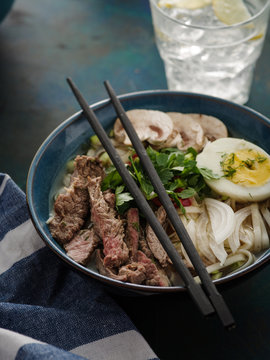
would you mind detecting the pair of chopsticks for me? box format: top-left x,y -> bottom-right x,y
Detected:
67,77 -> 235,329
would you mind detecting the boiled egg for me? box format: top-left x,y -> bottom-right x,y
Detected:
196,137 -> 270,202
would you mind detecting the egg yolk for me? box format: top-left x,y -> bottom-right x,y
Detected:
221,149 -> 270,186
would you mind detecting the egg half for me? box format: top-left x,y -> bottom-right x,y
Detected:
196,138 -> 270,202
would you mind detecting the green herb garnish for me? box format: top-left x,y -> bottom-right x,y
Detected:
115,185 -> 134,214
101,146 -> 211,214
198,167 -> 221,180
223,166 -> 237,178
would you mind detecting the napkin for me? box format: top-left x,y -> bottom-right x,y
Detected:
0,173 -> 159,360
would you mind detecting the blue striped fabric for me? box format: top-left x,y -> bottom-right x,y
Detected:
0,174 -> 159,360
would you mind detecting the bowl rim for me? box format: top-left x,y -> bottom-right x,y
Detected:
26,89 -> 270,294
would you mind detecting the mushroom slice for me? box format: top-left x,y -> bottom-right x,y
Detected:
113,109 -> 173,146
154,129 -> 184,149
167,112 -> 206,152
188,114 -> 228,141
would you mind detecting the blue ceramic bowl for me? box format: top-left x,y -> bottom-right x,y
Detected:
0,0 -> 15,23
27,90 -> 270,294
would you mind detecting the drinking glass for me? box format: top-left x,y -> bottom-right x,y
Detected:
149,0 -> 270,104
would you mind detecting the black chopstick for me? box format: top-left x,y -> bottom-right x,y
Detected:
104,80 -> 235,329
67,77 -> 214,318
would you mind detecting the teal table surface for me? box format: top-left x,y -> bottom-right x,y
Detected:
1,1 -> 270,359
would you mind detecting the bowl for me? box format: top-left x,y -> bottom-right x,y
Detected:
26,90 -> 270,294
0,0 -> 15,24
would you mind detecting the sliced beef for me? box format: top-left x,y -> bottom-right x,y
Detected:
146,206 -> 171,267
117,251 -> 170,286
95,249 -> 127,281
49,155 -> 105,244
72,155 -> 105,182
49,177 -> 89,244
139,234 -> 153,259
88,176 -> 129,269
118,262 -> 146,284
64,228 -> 100,265
125,208 -> 140,259
103,189 -> 116,208
117,207 -> 170,286
100,249 -> 171,287
136,250 -> 170,286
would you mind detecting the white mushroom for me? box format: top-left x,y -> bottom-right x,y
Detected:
113,109 -> 174,146
188,114 -> 228,141
167,112 -> 207,152
154,128 -> 183,149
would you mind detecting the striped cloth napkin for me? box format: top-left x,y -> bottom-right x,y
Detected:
0,173 -> 158,360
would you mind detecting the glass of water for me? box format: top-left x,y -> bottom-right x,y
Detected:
149,0 -> 270,104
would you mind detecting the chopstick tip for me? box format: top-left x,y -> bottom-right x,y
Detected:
103,80 -> 111,92
66,77 -> 73,87
209,293 -> 235,329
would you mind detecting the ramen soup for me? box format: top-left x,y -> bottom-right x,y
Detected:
47,110 -> 270,286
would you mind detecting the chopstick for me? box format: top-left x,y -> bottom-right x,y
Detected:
104,81 -> 235,329
67,78 -> 213,317
66,77 -> 233,327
